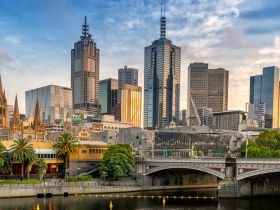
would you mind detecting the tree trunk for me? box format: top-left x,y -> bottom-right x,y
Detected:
21,162 -> 24,181
64,154 -> 68,181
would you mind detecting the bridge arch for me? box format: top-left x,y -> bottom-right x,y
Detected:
145,165 -> 225,179
237,168 -> 280,180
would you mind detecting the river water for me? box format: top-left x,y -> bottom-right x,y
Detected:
0,189 -> 279,210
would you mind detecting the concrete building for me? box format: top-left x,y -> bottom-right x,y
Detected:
99,78 -> 118,116
250,66 -> 280,128
8,105 -> 13,127
71,16 -> 100,117
121,84 -> 142,128
212,110 -> 245,131
181,109 -> 187,126
187,63 -> 228,125
25,85 -> 72,124
144,8 -> 181,129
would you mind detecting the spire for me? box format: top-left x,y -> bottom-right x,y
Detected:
160,0 -> 166,39
0,75 -> 4,97
81,16 -> 91,40
33,99 -> 41,127
12,95 -> 20,128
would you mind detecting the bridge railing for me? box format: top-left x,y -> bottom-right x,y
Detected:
142,149 -> 192,160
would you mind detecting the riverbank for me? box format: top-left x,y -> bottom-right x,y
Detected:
0,182 -> 218,198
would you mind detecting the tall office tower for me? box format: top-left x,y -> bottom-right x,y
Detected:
117,66 -> 138,120
250,66 -> 280,128
99,78 -> 118,116
121,84 -> 142,128
144,3 -> 181,129
25,85 -> 72,124
187,63 -> 208,125
187,63 -> 228,125
0,77 -> 8,129
208,68 -> 228,112
71,16 -> 100,117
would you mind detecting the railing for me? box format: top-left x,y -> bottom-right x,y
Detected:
142,149 -> 192,159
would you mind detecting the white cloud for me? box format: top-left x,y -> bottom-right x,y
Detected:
5,36 -> 20,44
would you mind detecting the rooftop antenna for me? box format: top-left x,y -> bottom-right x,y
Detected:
81,16 -> 90,40
160,0 -> 166,39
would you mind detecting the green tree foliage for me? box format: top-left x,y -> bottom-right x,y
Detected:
100,144 -> 135,179
52,133 -> 79,179
35,158 -> 48,180
0,142 -> 5,168
240,130 -> 280,158
10,138 -> 36,179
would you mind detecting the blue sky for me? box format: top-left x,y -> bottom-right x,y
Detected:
0,0 -> 280,113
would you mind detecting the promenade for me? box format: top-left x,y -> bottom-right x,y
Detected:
0,181 -> 217,198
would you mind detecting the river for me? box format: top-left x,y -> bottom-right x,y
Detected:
0,189 -> 279,210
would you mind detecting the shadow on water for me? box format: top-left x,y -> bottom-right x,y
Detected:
0,189 -> 280,210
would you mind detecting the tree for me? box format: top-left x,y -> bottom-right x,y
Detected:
35,158 -> 48,180
0,142 -> 5,168
52,133 -> 79,180
100,144 -> 135,179
10,138 -> 36,180
239,130 -> 280,158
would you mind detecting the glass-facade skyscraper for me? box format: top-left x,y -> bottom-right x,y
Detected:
144,9 -> 181,129
25,85 -> 72,124
117,66 -> 138,121
99,78 -> 118,116
250,66 -> 280,128
71,16 -> 100,117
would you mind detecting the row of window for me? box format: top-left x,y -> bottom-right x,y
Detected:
81,149 -> 106,154
36,154 -> 57,159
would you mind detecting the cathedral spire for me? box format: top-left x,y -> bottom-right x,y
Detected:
33,99 -> 41,127
0,75 -> 4,97
12,94 -> 20,129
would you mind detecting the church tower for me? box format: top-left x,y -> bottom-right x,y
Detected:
11,95 -> 21,134
32,99 -> 45,139
0,76 -> 9,129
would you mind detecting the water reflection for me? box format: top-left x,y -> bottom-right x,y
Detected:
0,190 -> 279,210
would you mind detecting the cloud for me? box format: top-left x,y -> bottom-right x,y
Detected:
5,36 -> 20,44
0,48 -> 20,70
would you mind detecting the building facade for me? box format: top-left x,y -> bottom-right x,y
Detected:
250,66 -> 280,128
117,66 -> 138,121
121,84 -> 142,128
187,63 -> 228,125
71,16 -> 100,117
212,110 -> 245,131
144,11 -> 181,129
197,107 -> 213,127
25,85 -> 72,124
99,78 -> 118,116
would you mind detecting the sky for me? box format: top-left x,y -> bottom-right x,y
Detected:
0,0 -> 280,114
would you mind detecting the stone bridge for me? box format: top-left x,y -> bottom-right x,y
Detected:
138,149 -> 280,180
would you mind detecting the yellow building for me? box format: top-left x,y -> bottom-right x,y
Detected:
121,84 -> 142,128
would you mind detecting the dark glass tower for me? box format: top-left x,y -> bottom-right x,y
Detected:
144,3 -> 181,129
71,16 -> 100,117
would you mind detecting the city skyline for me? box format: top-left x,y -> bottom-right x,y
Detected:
1,0 -> 280,113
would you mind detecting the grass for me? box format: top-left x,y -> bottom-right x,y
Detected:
67,175 -> 92,182
0,179 -> 43,185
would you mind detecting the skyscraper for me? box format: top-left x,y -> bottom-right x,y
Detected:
250,66 -> 280,128
25,85 -> 72,124
71,16 -> 100,117
117,66 -> 138,120
121,84 -> 142,128
99,78 -> 118,116
144,4 -> 181,129
187,63 -> 228,125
